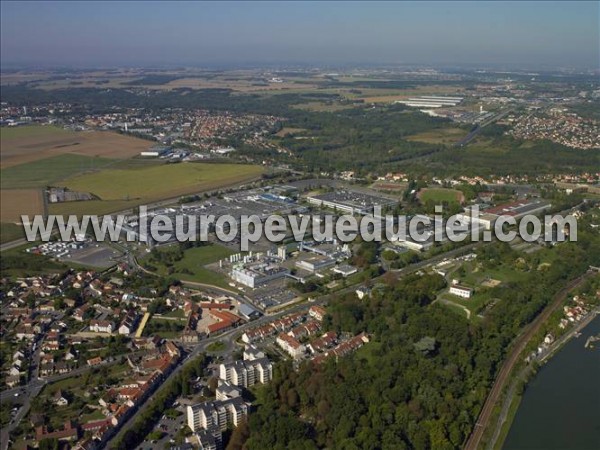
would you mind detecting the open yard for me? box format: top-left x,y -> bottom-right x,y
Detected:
1,125 -> 154,168
417,187 -> 465,205
0,189 -> 44,223
61,162 -> 263,202
144,244 -> 234,288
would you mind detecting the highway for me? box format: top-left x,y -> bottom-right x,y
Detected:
455,108 -> 514,147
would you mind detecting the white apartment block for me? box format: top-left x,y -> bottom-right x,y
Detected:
449,285 -> 473,299
218,358 -> 273,388
215,380 -> 242,401
187,397 -> 249,432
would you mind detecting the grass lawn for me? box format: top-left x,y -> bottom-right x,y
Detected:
163,308 -> 186,319
80,409 -> 106,422
61,162 -> 263,202
1,153 -> 115,189
418,188 -> 464,204
440,291 -> 494,318
146,244 -> 235,288
206,341 -> 226,352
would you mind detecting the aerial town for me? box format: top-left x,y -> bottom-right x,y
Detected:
1,2 -> 600,449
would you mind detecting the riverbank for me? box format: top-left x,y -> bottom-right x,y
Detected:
489,308 -> 599,449
500,313 -> 600,449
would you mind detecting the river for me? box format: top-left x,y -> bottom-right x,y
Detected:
503,315 -> 600,450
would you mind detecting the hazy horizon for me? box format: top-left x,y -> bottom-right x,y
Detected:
1,1 -> 599,70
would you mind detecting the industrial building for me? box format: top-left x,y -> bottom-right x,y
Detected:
230,263 -> 289,288
394,96 -> 464,108
306,190 -> 396,216
484,199 -> 551,219
295,254 -> 336,273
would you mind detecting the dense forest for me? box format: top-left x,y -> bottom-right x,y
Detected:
230,223 -> 600,450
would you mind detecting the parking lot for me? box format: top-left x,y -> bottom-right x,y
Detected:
134,404 -> 187,450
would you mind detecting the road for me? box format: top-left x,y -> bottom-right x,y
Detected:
0,352 -> 147,450
104,241 -> 492,448
463,271 -> 594,450
455,108 -> 513,147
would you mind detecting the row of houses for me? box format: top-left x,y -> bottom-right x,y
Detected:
241,305 -> 326,344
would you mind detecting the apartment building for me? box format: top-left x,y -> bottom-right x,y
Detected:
187,397 -> 250,432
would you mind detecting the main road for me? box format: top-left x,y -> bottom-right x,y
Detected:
104,242 -> 483,448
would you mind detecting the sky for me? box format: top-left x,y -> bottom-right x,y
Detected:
1,1 -> 598,69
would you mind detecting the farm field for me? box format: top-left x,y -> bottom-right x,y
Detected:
0,125 -> 153,168
61,162 -> 263,202
275,127 -> 308,137
417,187 -> 465,204
1,153 -> 114,189
47,199 -> 141,217
45,162 -> 262,216
0,189 -> 44,223
290,101 -> 355,112
0,222 -> 25,243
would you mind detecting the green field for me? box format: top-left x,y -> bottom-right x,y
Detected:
62,162 -> 263,201
48,199 -> 142,217
0,222 -> 24,243
406,127 -> 466,144
1,153 -> 114,189
145,244 -> 234,288
418,187 -> 464,204
0,124 -> 72,140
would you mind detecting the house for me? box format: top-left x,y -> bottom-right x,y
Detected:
355,287 -> 371,300
5,375 -> 21,388
308,305 -> 327,322
54,390 -> 69,406
89,320 -> 114,334
73,304 -> 90,322
307,331 -> 338,354
276,333 -> 305,359
287,321 -> 321,340
65,347 -> 77,360
87,357 -> 103,366
36,421 -> 78,442
118,310 -> 139,335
